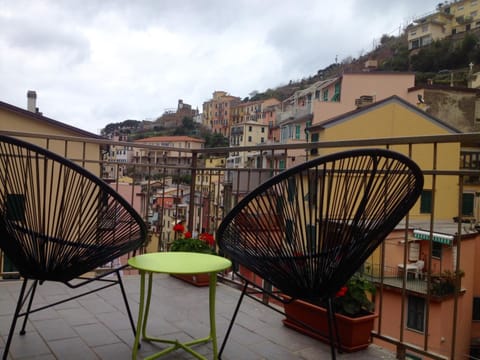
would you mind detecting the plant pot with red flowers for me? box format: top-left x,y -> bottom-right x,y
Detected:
169,227 -> 217,287
283,273 -> 377,352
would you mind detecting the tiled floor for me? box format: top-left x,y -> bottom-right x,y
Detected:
0,274 -> 396,359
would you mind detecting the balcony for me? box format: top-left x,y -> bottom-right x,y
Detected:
0,274 -> 396,359
1,130 -> 480,359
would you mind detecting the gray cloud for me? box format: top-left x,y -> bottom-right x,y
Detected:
0,0 -> 441,133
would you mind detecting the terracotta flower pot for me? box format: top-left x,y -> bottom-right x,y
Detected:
283,298 -> 377,352
171,273 -> 210,287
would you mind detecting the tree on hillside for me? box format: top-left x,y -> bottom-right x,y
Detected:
205,132 -> 229,148
181,116 -> 195,130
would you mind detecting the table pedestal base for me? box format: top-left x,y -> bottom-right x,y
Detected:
132,272 -> 219,360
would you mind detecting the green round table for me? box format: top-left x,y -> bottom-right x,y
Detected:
128,252 -> 231,360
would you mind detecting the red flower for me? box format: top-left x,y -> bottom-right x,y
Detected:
336,286 -> 348,298
200,232 -> 215,246
184,231 -> 192,239
173,223 -> 185,233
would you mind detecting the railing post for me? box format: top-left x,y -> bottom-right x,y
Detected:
188,152 -> 198,233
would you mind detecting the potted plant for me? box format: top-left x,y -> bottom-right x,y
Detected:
169,224 -> 216,286
282,273 -> 377,352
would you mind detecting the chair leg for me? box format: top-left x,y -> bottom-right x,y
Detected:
2,278 -> 28,360
19,280 -> 38,335
326,297 -> 337,360
218,281 -> 249,359
115,269 -> 136,336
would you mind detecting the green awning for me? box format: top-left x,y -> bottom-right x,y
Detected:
413,230 -> 453,246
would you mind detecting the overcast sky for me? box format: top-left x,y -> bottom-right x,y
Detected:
0,0 -> 440,134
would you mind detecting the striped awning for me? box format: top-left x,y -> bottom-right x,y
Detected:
413,229 -> 454,246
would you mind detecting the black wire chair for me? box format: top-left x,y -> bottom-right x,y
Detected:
0,135 -> 148,360
217,148 -> 423,359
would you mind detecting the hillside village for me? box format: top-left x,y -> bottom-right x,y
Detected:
3,1 -> 480,360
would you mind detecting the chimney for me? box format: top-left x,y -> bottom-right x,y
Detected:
27,90 -> 37,113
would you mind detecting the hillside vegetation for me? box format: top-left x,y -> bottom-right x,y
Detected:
103,31 -> 480,140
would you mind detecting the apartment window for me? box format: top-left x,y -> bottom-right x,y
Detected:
452,28 -> 457,35
261,127 -> 265,133
248,136 -> 252,142
422,24 -> 428,32
295,125 -> 301,140
472,11 -> 478,17
407,295 -> 425,332
323,89 -> 329,101
458,5 -> 464,11
462,192 -> 475,216
249,126 -> 252,132
260,137 -> 264,143
473,297 -> 480,320
410,31 -> 417,36
432,242 -> 442,259
420,190 -> 432,213
310,133 -> 319,155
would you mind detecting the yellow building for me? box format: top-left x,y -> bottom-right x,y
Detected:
408,0 -> 480,50
308,95 -> 461,221
202,91 -> 240,137
0,95 -> 102,175
0,94 -> 103,276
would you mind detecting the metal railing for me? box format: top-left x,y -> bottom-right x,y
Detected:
1,129 -> 480,359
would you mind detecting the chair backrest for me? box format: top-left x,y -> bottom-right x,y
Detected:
415,260 -> 425,272
0,135 -> 148,282
217,149 -> 423,303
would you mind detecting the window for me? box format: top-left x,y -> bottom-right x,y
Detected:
432,242 -> 442,259
407,295 -> 425,332
473,297 -> 480,320
462,192 -> 475,216
260,137 -> 264,143
248,136 -> 252,142
295,125 -> 301,139
261,127 -> 265,133
422,24 -> 428,32
322,89 -> 329,101
420,190 -> 432,213
310,132 -> 319,155
248,126 -> 252,132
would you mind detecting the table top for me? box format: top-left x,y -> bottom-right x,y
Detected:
128,252 -> 231,274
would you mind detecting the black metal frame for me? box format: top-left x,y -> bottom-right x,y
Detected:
0,135 -> 148,360
217,148 -> 424,359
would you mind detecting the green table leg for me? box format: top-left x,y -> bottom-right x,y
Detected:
209,272 -> 219,360
132,270 -> 146,360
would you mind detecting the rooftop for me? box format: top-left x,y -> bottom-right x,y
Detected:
0,274 -> 396,359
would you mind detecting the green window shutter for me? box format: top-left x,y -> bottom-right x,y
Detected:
310,133 -> 319,155
287,177 -> 296,201
420,190 -> 432,214
279,159 -> 286,170
462,193 -> 475,216
295,125 -> 301,139
306,224 -> 316,253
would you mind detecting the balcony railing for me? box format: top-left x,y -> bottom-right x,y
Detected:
1,129 -> 480,360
